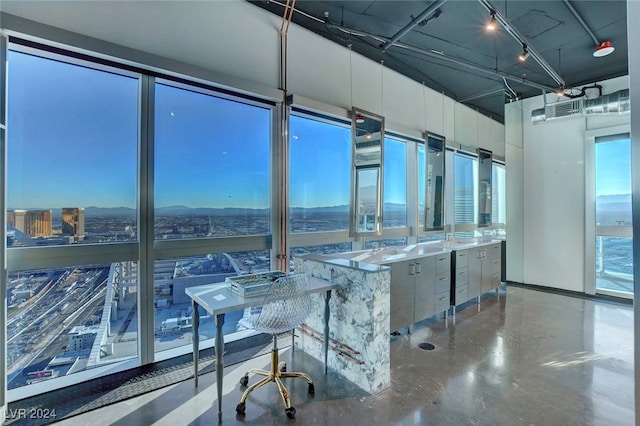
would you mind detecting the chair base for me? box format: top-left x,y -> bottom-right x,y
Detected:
236,335 -> 314,419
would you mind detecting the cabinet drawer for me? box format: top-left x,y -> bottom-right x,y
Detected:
455,266 -> 469,286
435,273 -> 450,294
455,250 -> 469,268
454,285 -> 468,306
435,291 -> 450,313
435,253 -> 450,274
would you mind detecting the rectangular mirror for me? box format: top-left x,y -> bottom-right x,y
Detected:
424,133 -> 445,231
350,108 -> 384,237
478,148 -> 492,227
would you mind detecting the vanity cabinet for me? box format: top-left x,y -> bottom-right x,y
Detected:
451,242 -> 501,309
389,252 -> 451,332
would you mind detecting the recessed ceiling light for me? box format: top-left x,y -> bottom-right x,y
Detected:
593,40 -> 615,57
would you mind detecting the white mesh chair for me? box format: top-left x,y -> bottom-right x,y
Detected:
235,273 -> 314,419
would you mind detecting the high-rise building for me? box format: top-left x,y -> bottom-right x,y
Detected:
7,209 -> 26,233
25,210 -> 53,237
62,207 -> 85,239
8,209 -> 53,237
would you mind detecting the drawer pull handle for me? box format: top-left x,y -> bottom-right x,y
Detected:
438,296 -> 447,301
439,277 -> 447,281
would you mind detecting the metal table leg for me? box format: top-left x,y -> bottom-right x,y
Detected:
215,313 -> 225,423
192,300 -> 200,387
324,289 -> 332,374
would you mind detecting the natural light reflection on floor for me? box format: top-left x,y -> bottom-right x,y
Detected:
152,354 -> 272,426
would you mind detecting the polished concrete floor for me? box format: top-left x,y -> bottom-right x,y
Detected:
53,286 -> 634,425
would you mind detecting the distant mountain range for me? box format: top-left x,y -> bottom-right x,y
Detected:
9,203 -> 407,217
596,194 -> 631,213
596,194 -> 631,204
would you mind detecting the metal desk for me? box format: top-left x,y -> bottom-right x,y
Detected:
185,276 -> 335,423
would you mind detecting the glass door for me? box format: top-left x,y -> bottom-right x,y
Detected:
593,134 -> 633,297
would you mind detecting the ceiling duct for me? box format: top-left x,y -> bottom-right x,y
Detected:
531,89 -> 630,123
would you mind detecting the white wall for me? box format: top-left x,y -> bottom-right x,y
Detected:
507,76 -> 630,292
1,0 -> 502,149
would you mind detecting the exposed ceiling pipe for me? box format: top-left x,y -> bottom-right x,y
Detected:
562,0 -> 599,46
459,88 -> 508,103
277,0 -> 296,272
325,22 -> 558,94
477,0 -> 565,88
380,0 -> 448,52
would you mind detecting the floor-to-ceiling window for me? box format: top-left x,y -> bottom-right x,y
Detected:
594,134 -> 633,296
5,42 -> 275,397
6,46 -> 140,392
153,80 -> 273,354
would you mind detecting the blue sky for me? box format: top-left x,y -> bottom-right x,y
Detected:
8,50 -> 138,209
595,138 -> 632,197
154,83 -> 270,209
8,50 -> 632,212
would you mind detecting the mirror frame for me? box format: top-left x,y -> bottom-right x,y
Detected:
423,132 -> 446,232
349,108 -> 385,237
478,148 -> 493,227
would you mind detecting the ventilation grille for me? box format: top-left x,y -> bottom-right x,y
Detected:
532,89 -> 630,124
545,99 -> 583,119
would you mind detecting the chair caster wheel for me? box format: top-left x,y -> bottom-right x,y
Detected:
308,383 -> 315,396
281,363 -> 287,372
236,402 -> 246,416
285,406 -> 296,419
239,376 -> 249,387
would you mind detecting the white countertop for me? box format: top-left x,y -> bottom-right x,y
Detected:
330,238 -> 503,265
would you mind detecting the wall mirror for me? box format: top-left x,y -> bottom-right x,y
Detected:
478,148 -> 493,227
350,108 -> 384,237
424,133 -> 445,231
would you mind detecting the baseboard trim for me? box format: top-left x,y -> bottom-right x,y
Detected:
506,281 -> 633,307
